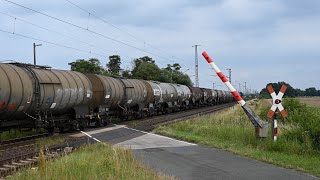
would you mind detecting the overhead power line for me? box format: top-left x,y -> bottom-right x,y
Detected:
2,0 -> 176,64
64,0 -> 186,64
0,11 -> 134,63
0,28 -> 112,59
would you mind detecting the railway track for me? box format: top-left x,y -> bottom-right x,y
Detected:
124,102 -> 236,131
0,133 -> 49,151
0,135 -> 93,178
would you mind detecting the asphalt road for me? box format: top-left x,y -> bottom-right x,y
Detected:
71,125 -> 318,180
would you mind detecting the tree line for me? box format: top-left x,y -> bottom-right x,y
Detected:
68,55 -> 192,86
259,82 -> 320,98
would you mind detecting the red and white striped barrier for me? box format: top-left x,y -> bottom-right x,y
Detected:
202,51 -> 245,106
202,51 -> 268,134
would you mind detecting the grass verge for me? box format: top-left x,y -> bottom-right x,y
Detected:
9,143 -> 173,180
155,99 -> 320,177
35,135 -> 65,149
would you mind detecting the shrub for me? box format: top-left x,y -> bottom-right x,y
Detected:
259,98 -> 320,152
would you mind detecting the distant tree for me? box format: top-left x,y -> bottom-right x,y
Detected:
68,58 -> 104,74
295,88 -> 305,96
107,55 -> 121,76
305,87 -> 318,96
172,70 -> 192,86
172,63 -> 181,71
122,69 -> 132,78
131,56 -> 156,78
132,61 -> 162,80
126,56 -> 192,86
259,82 -> 296,98
163,63 -> 192,86
165,63 -> 181,71
133,56 -> 155,68
259,82 -> 320,98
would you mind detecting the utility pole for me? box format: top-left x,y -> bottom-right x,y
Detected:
192,45 -> 201,87
235,81 -> 243,93
244,82 -> 247,95
170,66 -> 173,83
212,83 -> 215,90
226,68 -> 232,84
33,43 -> 42,65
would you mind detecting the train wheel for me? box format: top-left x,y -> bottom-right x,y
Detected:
121,115 -> 129,121
47,127 -> 55,134
59,127 -> 65,133
102,117 -> 108,126
73,121 -> 80,131
141,111 -> 147,118
79,125 -> 85,131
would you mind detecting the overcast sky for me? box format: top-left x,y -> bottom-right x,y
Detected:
0,0 -> 319,92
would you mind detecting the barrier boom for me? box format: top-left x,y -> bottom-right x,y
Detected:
202,51 -> 268,137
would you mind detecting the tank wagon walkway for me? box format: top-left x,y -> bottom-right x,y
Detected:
71,125 -> 318,180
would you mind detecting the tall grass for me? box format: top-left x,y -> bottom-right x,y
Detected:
35,136 -> 65,149
156,99 -> 320,176
9,143 -> 173,180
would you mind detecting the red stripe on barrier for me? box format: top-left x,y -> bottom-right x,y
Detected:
274,128 -> 278,136
202,51 -> 213,63
231,91 -> 243,102
217,72 -> 228,82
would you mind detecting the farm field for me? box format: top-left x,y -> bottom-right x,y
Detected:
156,99 -> 320,177
297,97 -> 320,107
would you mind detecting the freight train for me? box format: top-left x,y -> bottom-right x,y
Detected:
0,63 -> 233,132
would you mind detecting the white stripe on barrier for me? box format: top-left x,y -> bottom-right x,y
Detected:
239,100 -> 246,106
209,62 -> 221,73
225,82 -> 236,92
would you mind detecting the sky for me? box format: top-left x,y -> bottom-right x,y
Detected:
0,0 -> 319,92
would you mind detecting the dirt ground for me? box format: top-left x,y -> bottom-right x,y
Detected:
297,97 -> 320,107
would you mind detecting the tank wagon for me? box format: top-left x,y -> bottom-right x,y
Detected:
0,63 -> 234,132
0,63 -> 93,132
201,88 -> 217,106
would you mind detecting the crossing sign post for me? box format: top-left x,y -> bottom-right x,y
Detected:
267,85 -> 288,141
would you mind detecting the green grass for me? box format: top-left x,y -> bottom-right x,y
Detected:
9,143 -> 173,180
155,100 -> 320,177
35,136 -> 65,149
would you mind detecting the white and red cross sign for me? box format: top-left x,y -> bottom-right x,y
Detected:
267,85 -> 288,119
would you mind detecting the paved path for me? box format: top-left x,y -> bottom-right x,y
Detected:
71,125 -> 318,180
